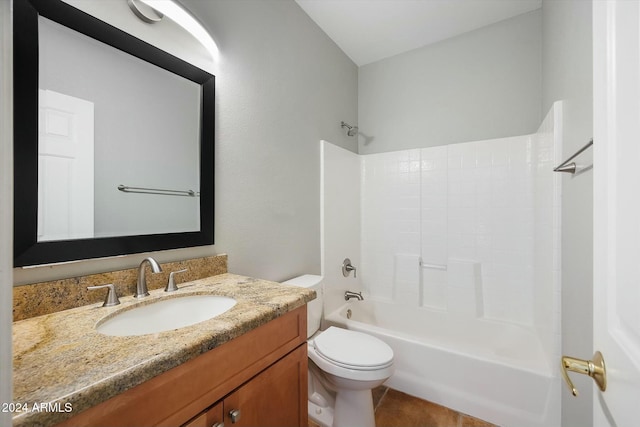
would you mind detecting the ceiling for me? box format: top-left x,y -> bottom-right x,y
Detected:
295,0 -> 542,66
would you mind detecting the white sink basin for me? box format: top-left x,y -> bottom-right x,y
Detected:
96,295 -> 237,337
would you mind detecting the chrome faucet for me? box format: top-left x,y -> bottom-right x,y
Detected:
342,258 -> 357,278
87,283 -> 121,307
344,290 -> 364,301
135,257 -> 162,298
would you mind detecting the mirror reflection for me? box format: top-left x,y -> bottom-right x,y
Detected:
37,16 -> 201,242
14,0 -> 214,267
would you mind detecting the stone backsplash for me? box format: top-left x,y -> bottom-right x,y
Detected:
13,254 -> 227,321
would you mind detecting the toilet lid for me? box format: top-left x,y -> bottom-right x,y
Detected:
313,327 -> 393,370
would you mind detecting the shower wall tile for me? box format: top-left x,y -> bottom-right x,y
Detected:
475,142 -> 493,168
393,254 -> 421,304
361,150 -> 421,302
360,126 -> 558,340
439,135 -> 535,323
414,136 -> 534,321
446,259 -> 483,318
421,268 -> 447,310
420,146 -> 448,272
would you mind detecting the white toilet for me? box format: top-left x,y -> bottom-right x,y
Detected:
283,275 -> 394,427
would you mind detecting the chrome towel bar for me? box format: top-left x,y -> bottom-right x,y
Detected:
554,139 -> 593,174
419,261 -> 447,271
117,185 -> 200,197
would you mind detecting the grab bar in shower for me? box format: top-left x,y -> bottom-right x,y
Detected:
419,261 -> 447,271
117,185 -> 200,197
553,138 -> 593,174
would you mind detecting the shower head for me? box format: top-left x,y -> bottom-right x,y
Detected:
341,121 -> 359,137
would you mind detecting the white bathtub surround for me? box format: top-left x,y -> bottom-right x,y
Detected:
393,254 -> 420,303
325,300 -> 557,427
446,259 -> 483,318
532,103 -> 563,372
359,135 -> 541,323
320,102 -> 562,427
358,106 -> 561,331
420,265 -> 447,310
320,141 -> 362,313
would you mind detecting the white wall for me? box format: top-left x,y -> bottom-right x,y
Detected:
320,141 -> 361,316
541,1 -> 593,426
0,1 -> 13,425
14,0 -> 358,285
358,10 -> 542,155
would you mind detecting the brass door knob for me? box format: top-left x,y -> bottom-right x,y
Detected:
561,351 -> 606,396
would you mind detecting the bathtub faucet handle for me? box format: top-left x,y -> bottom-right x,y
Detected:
342,258 -> 357,278
345,290 -> 364,301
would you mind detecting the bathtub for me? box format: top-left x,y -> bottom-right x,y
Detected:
324,300 -> 560,427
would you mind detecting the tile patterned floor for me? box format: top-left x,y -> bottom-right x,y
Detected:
310,386 -> 497,427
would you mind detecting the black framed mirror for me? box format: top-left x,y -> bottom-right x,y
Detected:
13,0 -> 215,267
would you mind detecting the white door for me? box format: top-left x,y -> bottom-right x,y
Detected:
38,89 -> 94,241
593,1 -> 640,425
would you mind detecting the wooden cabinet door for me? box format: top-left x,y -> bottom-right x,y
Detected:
223,345 -> 308,427
183,402 -> 223,427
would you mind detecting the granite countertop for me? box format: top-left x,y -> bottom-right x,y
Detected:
12,273 -> 315,427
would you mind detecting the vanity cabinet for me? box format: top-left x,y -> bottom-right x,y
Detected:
55,306 -> 308,427
184,345 -> 305,427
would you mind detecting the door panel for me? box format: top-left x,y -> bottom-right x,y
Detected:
224,345 -> 307,427
593,1 -> 640,425
38,89 -> 94,241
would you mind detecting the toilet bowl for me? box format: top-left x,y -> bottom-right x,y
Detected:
283,275 -> 394,427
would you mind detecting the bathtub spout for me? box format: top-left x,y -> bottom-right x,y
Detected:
345,291 -> 364,301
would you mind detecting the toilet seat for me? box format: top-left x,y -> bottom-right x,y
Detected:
312,327 -> 393,370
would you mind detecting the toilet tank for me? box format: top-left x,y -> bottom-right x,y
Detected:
282,274 -> 323,338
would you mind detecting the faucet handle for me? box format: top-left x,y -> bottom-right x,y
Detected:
87,284 -> 121,307
342,258 -> 357,278
165,268 -> 188,292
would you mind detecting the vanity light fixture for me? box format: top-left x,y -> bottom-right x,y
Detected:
129,0 -> 220,61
